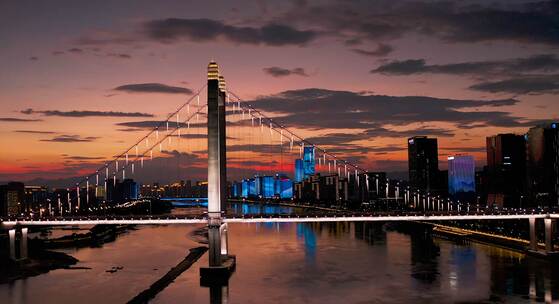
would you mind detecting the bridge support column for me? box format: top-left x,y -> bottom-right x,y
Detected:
208,217 -> 222,267
529,217 -> 538,251
544,218 -> 555,252
8,227 -> 28,261
20,227 -> 28,260
201,61 -> 235,285
8,229 -> 16,261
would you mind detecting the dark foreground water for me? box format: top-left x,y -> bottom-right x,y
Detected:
1,203 -> 558,303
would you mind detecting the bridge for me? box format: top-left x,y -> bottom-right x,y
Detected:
2,61 -> 558,283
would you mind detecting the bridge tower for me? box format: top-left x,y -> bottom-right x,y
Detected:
203,61 -> 235,285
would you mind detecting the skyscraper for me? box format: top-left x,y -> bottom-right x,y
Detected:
485,134 -> 526,207
448,155 -> 476,202
526,122 -> 559,207
294,159 -> 304,182
408,136 -> 439,192
303,146 -> 315,177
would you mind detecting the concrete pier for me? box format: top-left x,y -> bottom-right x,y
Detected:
544,218 -> 554,252
8,227 -> 28,261
529,217 -> 537,250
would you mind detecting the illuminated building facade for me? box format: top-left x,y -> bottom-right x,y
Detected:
303,146 -> 315,177
448,155 -> 476,202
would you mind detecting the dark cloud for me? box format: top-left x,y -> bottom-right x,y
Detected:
364,126 -> 455,138
40,135 -> 99,143
29,56 -> 38,61
246,88 -> 526,130
116,120 -> 196,129
14,130 -> 56,134
106,52 -> 131,59
469,75 -> 559,95
114,83 -> 193,94
352,43 -> 394,57
52,51 -> 65,56
263,67 -> 309,77
282,1 -> 559,46
371,54 -> 559,76
144,18 -> 317,46
21,108 -> 154,118
67,48 -> 84,53
440,146 -> 486,153
62,155 -> 106,161
0,117 -> 42,122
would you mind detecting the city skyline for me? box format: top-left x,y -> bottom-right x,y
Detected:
1,0 -> 559,184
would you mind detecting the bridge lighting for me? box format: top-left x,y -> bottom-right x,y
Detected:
290,136 -> 294,151
116,160 -> 118,171
113,174 -> 116,186
86,178 -> 89,205
132,163 -> 135,174
269,122 -> 273,136
135,145 -> 138,157
328,161 -> 331,173
150,149 -> 153,160
122,168 -> 125,180
125,153 -> 128,165
141,157 -> 144,168
76,185 -> 80,210
146,137 -> 149,147
156,128 -> 159,140
187,104 -> 190,114
96,172 -> 99,186
166,121 -> 169,131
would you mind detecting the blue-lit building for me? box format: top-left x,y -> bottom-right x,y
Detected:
248,178 -> 257,197
261,176 -> 275,198
275,175 -> 293,199
241,180 -> 249,197
448,155 -> 476,202
303,146 -> 315,177
294,159 -> 304,182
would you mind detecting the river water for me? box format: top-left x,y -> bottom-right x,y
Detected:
1,203 -> 558,303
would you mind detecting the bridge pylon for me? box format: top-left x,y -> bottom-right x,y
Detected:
201,61 -> 235,284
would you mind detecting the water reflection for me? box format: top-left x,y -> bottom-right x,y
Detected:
2,204 -> 559,303
296,224 -> 316,264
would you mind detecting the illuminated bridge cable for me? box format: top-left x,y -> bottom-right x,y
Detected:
227,91 -> 367,174
74,84 -> 207,187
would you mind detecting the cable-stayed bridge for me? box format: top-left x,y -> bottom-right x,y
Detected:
1,62 -> 558,276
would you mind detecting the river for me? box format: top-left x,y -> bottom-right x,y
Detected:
1,203 -> 558,303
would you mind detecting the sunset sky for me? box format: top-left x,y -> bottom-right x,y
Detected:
1,0 -> 558,185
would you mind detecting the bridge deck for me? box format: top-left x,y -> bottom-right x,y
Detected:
1,211 -> 558,226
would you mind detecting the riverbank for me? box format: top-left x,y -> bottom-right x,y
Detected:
423,222 -> 558,260
0,245 -> 78,284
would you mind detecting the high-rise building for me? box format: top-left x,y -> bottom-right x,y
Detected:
485,134 -> 526,207
0,182 -> 25,216
261,176 -> 275,198
408,136 -> 439,192
121,179 -> 139,200
448,155 -> 476,202
526,122 -> 559,207
294,159 -> 304,182
303,146 -> 315,177
24,185 -> 48,212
